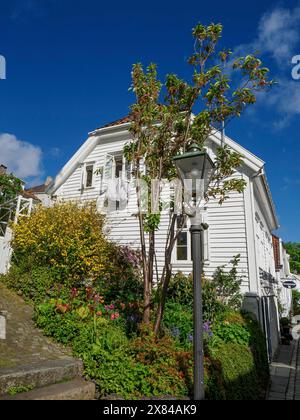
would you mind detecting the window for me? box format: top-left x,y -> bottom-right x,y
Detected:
101,153 -> 132,211
85,164 -> 94,188
173,212 -> 209,263
176,216 -> 188,261
103,153 -> 132,182
115,156 -> 123,179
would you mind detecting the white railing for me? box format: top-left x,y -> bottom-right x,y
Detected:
0,195 -> 33,274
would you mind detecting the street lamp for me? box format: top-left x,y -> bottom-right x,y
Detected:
173,143 -> 215,401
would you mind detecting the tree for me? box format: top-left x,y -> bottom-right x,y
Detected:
292,290 -> 300,316
0,173 -> 23,205
124,23 -> 274,330
284,242 -> 300,274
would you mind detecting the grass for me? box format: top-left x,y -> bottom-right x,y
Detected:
7,385 -> 35,396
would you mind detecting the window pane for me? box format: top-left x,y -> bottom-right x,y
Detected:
104,155 -> 114,180
177,246 -> 188,260
115,157 -> 123,179
86,165 -> 93,187
177,215 -> 187,229
177,232 -> 187,246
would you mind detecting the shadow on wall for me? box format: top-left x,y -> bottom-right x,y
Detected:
242,293 -> 280,361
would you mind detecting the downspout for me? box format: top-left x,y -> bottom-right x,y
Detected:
250,166 -> 265,295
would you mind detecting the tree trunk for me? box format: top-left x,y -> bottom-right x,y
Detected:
154,213 -> 177,334
135,172 -> 151,324
148,230 -> 155,297
154,268 -> 172,334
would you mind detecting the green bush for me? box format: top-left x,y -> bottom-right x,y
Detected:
167,256 -> 243,322
167,272 -> 224,322
34,300 -> 190,398
163,302 -> 193,348
212,319 -> 251,346
96,245 -> 143,304
211,342 -> 261,400
211,255 -> 243,310
1,265 -> 56,303
208,311 -> 269,398
129,325 -> 191,398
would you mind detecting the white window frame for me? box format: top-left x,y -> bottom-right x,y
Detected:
81,162 -> 96,190
172,211 -> 210,265
175,216 -> 190,263
103,152 -> 132,182
100,152 -> 132,213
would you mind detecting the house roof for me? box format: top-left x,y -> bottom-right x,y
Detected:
26,184 -> 47,193
26,177 -> 53,195
21,190 -> 40,201
96,115 -> 133,130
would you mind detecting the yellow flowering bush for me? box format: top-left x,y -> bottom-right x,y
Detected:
11,202 -> 113,285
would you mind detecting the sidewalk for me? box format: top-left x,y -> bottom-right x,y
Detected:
267,324 -> 300,400
0,283 -> 71,369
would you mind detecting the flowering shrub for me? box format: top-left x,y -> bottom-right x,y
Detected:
34,300 -> 190,398
97,245 -> 143,304
6,202 -> 143,305
11,202 -> 112,285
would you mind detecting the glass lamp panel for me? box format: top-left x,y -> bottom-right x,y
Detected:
175,153 -> 214,194
175,154 -> 205,182
202,156 -> 215,192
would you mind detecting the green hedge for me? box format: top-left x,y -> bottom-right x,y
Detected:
212,342 -> 261,400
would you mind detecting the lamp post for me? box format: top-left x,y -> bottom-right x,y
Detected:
173,144 -> 215,401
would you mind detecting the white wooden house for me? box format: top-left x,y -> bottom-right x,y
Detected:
47,115 -> 286,358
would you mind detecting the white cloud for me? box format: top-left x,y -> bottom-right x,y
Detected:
256,6 -> 300,64
261,76 -> 300,129
0,133 -> 43,180
229,3 -> 300,130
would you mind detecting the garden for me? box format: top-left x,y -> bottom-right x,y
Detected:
0,202 -> 270,400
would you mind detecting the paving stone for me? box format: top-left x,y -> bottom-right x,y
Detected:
268,392 -> 286,399
0,358 -> 83,394
275,367 -> 291,378
267,324 -> 300,400
1,378 -> 95,400
0,283 -> 71,369
0,284 -> 95,400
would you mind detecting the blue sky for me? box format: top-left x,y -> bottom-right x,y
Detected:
0,0 -> 299,241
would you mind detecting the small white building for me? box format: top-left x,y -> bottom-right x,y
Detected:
46,115 -> 288,358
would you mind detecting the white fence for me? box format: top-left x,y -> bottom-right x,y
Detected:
0,196 -> 33,274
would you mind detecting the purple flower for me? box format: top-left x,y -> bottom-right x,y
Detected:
127,313 -> 140,323
203,321 -> 213,338
170,326 -> 180,338
188,333 -> 193,343
203,321 -> 211,333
